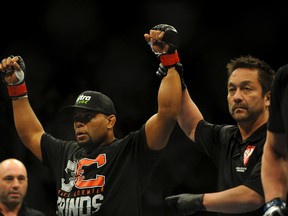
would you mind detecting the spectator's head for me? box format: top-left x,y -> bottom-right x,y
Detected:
0,158 -> 28,209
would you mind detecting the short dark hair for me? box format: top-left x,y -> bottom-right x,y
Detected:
226,55 -> 275,96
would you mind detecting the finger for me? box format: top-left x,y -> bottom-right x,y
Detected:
0,56 -> 19,73
157,31 -> 165,41
165,195 -> 179,203
6,55 -> 19,66
7,56 -> 20,68
5,57 -> 14,68
13,61 -> 21,70
7,55 -> 14,64
149,29 -> 161,41
144,33 -> 151,42
12,55 -> 20,62
1,58 -> 8,70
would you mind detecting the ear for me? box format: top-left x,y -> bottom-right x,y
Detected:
265,91 -> 271,106
107,115 -> 116,129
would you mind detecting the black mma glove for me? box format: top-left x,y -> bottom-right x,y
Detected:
151,23 -> 179,54
157,62 -> 187,90
150,24 -> 180,67
165,193 -> 206,215
1,55 -> 28,99
263,198 -> 288,216
150,24 -> 186,90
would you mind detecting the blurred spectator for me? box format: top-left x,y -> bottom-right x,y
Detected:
0,158 -> 46,216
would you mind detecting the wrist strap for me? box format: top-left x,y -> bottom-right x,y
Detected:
264,198 -> 286,212
159,52 -> 180,66
7,83 -> 28,98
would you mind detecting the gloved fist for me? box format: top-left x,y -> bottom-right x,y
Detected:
1,55 -> 25,85
165,193 -> 206,215
151,24 -> 179,54
0,55 -> 28,99
263,198 -> 288,216
145,24 -> 180,67
156,62 -> 187,90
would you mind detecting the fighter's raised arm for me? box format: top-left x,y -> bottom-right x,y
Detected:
144,24 -> 183,150
0,55 -> 44,160
145,25 -> 203,143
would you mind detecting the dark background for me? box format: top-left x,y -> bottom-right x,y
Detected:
0,1 -> 287,215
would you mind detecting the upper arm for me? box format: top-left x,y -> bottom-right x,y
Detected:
12,98 -> 44,161
145,113 -> 176,151
24,131 -> 44,161
264,131 -> 287,157
261,131 -> 288,201
145,68 -> 182,150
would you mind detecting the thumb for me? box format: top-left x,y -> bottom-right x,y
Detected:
165,195 -> 180,205
144,33 -> 151,42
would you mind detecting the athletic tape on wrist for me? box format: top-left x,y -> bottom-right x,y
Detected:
7,83 -> 28,98
11,95 -> 28,100
159,52 -> 180,67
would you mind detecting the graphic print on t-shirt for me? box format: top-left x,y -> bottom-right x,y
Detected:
57,154 -> 107,215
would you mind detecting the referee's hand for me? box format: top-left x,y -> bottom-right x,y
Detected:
165,193 -> 206,215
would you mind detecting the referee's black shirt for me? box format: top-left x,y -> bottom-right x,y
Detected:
195,120 -> 266,216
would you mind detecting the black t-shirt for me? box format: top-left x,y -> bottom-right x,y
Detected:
41,124 -> 163,216
0,202 -> 46,216
268,63 -> 288,134
195,120 -> 266,216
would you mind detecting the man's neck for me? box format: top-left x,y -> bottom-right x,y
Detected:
0,202 -> 21,216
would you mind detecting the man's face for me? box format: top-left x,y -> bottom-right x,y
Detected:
73,109 -> 111,148
227,68 -> 269,124
0,160 -> 28,207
